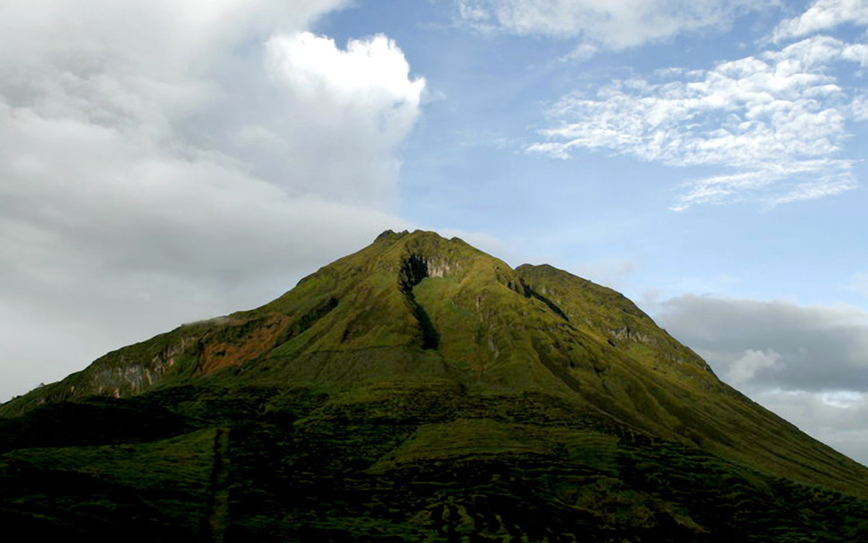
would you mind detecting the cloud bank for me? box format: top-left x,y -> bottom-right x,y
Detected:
0,1 -> 424,400
655,294 -> 868,463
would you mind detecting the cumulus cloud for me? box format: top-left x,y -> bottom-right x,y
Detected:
655,295 -> 868,392
452,0 -> 773,53
0,1 -> 425,401
726,348 -> 783,384
264,32 -> 425,205
529,34 -> 867,209
772,0 -> 868,43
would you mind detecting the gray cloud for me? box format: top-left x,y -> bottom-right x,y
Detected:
726,348 -> 783,385
655,294 -> 868,392
753,388 -> 868,466
653,294 -> 868,465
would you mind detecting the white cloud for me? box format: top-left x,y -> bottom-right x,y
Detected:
0,1 -> 426,401
725,348 -> 782,384
264,32 -> 425,205
852,95 -> 868,119
529,35 -> 866,209
268,33 -> 418,98
772,0 -> 868,43
453,0 -> 773,53
560,42 -> 601,63
820,389 -> 865,408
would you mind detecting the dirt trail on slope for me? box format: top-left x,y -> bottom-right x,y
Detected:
206,428 -> 231,543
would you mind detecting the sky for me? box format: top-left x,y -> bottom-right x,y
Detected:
1,0 -> 867,464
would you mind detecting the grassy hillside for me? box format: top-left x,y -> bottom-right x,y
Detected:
2,229 -> 868,541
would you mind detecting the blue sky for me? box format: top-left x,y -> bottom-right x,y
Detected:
315,0 -> 868,305
2,0 -> 868,463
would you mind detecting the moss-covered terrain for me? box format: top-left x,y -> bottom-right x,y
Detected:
2,230 -> 867,541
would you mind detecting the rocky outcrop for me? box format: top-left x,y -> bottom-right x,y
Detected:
195,313 -> 293,377
0,334 -> 198,418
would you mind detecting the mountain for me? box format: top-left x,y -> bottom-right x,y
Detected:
2,229 -> 867,542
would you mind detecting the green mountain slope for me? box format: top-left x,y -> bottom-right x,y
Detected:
2,230 -> 867,541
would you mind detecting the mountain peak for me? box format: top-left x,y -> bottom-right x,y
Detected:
374,228 -> 448,244
374,229 -> 470,254
373,228 -> 409,243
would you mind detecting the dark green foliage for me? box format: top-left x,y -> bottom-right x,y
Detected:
2,230 -> 868,541
3,382 -> 868,541
0,397 -> 190,453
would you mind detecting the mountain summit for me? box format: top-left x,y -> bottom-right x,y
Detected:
2,230 -> 868,541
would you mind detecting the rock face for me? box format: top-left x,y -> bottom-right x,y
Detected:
2,230 -> 868,542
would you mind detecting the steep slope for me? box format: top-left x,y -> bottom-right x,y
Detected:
513,263 -> 867,494
2,229 -> 868,541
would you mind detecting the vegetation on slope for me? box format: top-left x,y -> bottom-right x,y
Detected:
2,229 -> 868,541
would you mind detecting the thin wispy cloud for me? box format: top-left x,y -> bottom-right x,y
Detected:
529,32 -> 868,209
847,272 -> 868,297
452,0 -> 773,52
772,0 -> 868,43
